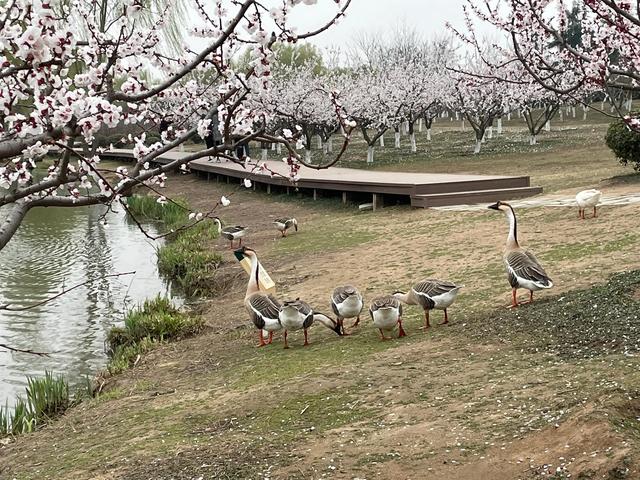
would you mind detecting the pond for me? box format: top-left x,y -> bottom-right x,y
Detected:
0,203 -> 173,406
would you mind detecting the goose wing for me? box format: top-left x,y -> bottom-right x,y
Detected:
248,293 -> 281,328
282,298 -> 313,316
223,226 -> 245,234
505,250 -> 552,287
413,279 -> 458,297
370,295 -> 401,311
332,285 -> 360,306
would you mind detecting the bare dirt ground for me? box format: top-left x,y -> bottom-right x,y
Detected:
2,128 -> 640,480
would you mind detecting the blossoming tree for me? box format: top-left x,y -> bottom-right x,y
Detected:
0,0 -> 351,251
461,0 -> 640,131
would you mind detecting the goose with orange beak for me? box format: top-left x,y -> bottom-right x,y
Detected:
393,279 -> 462,330
236,246 -> 282,346
278,298 -> 341,349
273,217 -> 298,237
488,201 -> 553,307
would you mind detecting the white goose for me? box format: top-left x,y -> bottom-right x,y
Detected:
331,285 -> 364,335
393,280 -> 462,329
278,298 -> 341,348
236,246 -> 282,346
214,218 -> 246,248
488,201 -> 553,307
273,217 -> 298,237
575,189 -> 602,219
369,295 -> 406,341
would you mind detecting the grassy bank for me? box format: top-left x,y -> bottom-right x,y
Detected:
2,124 -> 640,479
126,195 -> 223,297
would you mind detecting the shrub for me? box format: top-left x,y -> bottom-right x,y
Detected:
157,221 -> 223,297
126,195 -> 189,231
106,296 -> 203,374
605,118 -> 640,171
0,372 -> 70,436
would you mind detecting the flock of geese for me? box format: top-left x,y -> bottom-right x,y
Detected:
231,189 -> 602,348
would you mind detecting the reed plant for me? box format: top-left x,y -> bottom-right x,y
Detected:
0,372 -> 69,436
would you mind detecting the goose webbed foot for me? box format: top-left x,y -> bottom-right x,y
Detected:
351,316 -> 361,328
423,310 -> 431,330
439,309 -> 449,325
379,329 -> 390,341
257,331 -> 267,347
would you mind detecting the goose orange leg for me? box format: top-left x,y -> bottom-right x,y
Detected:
303,328 -> 310,346
379,329 -> 390,341
397,318 -> 407,338
268,331 -> 274,344
593,206 -> 597,218
439,309 -> 449,325
352,315 -> 361,328
283,330 -> 289,349
257,330 -> 267,347
508,288 -> 519,308
339,318 -> 351,336
424,310 -> 431,329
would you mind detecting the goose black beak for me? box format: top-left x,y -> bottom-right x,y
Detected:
234,246 -> 248,255
487,202 -> 501,210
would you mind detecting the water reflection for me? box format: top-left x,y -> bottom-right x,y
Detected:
0,203 -> 172,405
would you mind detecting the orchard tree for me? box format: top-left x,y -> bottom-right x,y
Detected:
0,0 -> 352,252
449,57 -> 506,154
461,0 -> 640,131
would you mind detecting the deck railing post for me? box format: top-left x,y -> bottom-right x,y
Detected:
267,184 -> 271,194
313,189 -> 317,201
342,191 -> 347,204
372,193 -> 380,211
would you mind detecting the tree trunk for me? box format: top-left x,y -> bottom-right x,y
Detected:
461,119 -> 465,131
403,121 -> 409,134
497,118 -> 503,135
544,120 -> 551,132
418,118 -> 423,133
507,111 -> 511,121
327,137 -> 333,153
559,109 -> 564,122
529,135 -> 537,145
572,106 -> 576,118
305,149 -> 311,162
583,107 -> 588,121
261,148 -> 268,161
394,130 -> 400,148
379,134 -> 384,148
317,135 -> 322,150
426,128 -> 431,141
367,145 -> 374,163
487,126 -> 493,139
455,112 -> 459,121
473,139 -> 482,154
410,133 -> 417,152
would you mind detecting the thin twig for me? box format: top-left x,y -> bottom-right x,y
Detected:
0,271 -> 136,311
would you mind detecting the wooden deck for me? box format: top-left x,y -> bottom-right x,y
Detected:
100,149 -> 543,209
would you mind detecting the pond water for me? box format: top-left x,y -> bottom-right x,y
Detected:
0,203 -> 172,406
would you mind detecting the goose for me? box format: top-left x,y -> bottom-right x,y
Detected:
214,218 -> 246,248
278,298 -> 341,348
236,246 -> 282,346
331,285 -> 364,335
369,295 -> 405,340
576,189 -> 602,219
393,279 -> 462,329
274,217 -> 298,237
488,201 -> 553,307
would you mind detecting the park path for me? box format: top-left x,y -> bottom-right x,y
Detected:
433,192 -> 640,211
